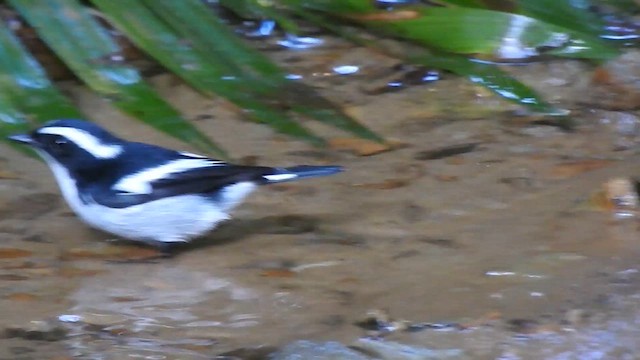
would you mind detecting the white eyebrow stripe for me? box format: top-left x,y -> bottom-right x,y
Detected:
39,127 -> 123,159
113,158 -> 224,194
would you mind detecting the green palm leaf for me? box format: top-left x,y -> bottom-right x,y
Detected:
0,0 -> 636,154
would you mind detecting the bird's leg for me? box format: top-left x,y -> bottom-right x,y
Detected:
155,242 -> 176,258
105,241 -> 175,264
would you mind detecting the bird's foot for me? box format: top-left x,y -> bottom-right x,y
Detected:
106,256 -> 166,264
103,241 -> 175,263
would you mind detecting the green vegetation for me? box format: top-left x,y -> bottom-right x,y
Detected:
0,0 -> 635,156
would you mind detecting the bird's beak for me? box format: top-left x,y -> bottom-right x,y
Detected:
8,134 -> 35,145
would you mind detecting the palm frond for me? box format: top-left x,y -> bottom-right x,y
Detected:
0,0 -> 637,155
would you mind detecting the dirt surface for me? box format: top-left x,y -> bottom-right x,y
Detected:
1,42 -> 640,359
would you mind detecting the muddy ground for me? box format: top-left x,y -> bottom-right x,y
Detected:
1,41 -> 640,359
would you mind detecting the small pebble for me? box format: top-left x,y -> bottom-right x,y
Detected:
414,143 -> 480,161
263,215 -> 318,234
506,318 -> 540,334
354,338 -> 466,359
401,203 -> 429,223
4,320 -> 68,341
418,237 -> 459,249
563,309 -> 590,327
80,313 -> 129,328
217,346 -> 278,360
297,232 -> 368,247
271,340 -> 372,360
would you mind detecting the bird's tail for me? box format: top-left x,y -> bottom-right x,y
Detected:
262,165 -> 343,184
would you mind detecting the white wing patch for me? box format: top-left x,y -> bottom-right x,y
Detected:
113,158 -> 223,194
179,151 -> 207,158
39,127 -> 123,159
263,173 -> 298,182
219,182 -> 257,212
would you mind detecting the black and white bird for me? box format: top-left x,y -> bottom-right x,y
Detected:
9,119 -> 342,251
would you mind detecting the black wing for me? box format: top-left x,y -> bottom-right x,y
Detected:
91,156 -> 275,209
149,164 -> 274,197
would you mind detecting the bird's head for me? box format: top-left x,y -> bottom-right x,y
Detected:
8,119 -> 124,172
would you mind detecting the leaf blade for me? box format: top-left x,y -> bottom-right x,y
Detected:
91,0 -> 326,146
357,7 -> 618,61
9,0 -> 226,156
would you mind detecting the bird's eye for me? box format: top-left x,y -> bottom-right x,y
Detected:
46,136 -> 72,156
54,138 -> 68,147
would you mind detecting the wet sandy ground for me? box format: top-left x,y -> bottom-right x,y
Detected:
1,44 -> 640,359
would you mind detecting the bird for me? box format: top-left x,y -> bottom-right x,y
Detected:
8,119 -> 342,254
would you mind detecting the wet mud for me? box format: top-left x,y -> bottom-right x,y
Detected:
1,43 -> 640,359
